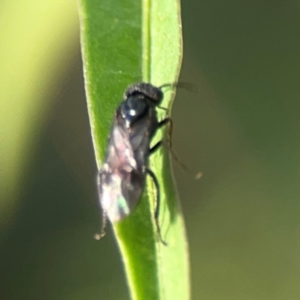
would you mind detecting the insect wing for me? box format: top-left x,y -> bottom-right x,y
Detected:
98,122 -> 144,222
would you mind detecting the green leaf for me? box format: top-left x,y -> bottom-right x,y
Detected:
78,0 -> 189,299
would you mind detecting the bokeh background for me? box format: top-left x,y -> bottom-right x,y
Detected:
2,1 -> 300,299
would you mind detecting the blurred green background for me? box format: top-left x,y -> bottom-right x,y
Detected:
1,1 -> 300,299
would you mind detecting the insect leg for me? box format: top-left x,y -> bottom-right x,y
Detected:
94,210 -> 107,240
158,117 -> 173,147
95,171 -> 108,240
146,168 -> 167,246
149,140 -> 163,155
148,117 -> 172,154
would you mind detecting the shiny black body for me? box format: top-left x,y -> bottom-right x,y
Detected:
98,83 -> 168,243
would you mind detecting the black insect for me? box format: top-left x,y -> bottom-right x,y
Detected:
97,82 -> 171,245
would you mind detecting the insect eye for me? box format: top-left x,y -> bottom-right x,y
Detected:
121,96 -> 148,124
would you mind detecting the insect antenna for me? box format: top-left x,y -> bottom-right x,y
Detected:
158,82 -> 198,111
159,82 -> 198,94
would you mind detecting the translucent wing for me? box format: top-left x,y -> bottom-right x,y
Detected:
98,123 -> 145,222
